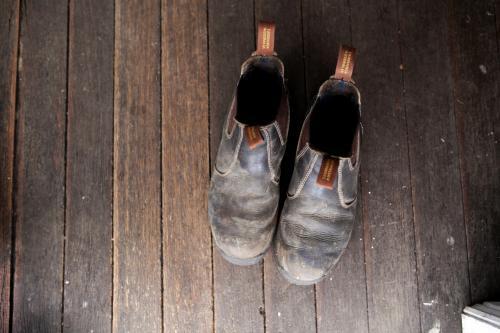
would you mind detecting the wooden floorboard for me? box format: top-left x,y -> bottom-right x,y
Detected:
256,2 -> 316,332
351,1 -> 421,332
161,1 -> 212,332
399,0 -> 471,331
0,0 -> 19,332
12,1 -> 68,332
301,1 -> 369,332
63,0 -> 114,332
450,0 -> 500,304
208,1 -> 266,332
113,0 -> 162,331
3,1 -> 500,332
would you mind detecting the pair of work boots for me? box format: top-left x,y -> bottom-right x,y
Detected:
208,22 -> 361,285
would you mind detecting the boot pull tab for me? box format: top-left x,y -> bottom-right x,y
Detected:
254,21 -> 276,56
316,156 -> 339,190
332,45 -> 356,82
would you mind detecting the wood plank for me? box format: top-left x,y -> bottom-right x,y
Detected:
63,0 -> 114,332
255,2 -> 316,332
113,0 -> 162,331
350,1 -> 420,332
12,0 -> 68,332
0,0 -> 19,331
399,0 -> 471,331
161,0 -> 212,332
449,0 -> 500,303
301,1 -> 369,332
208,1 -> 265,332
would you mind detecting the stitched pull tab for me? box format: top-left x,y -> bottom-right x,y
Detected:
245,126 -> 264,149
316,156 -> 339,190
255,21 -> 275,56
333,45 -> 356,82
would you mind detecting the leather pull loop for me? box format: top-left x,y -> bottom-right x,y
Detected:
332,45 -> 356,82
255,21 -> 275,56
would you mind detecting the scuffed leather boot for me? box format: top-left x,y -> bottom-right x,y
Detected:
208,22 -> 289,265
274,46 -> 361,284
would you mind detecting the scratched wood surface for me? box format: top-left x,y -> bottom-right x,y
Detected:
1,1 -> 499,332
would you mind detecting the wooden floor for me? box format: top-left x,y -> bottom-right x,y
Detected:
1,0 -> 499,332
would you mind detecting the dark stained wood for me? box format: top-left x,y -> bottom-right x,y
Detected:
350,1 -> 420,332
63,0 -> 114,332
208,1 -> 265,332
161,0 -> 212,332
255,2 -> 315,332
0,0 -> 19,331
12,0 -> 68,332
449,0 -> 500,303
301,1 -> 369,332
113,0 -> 162,331
399,0 -> 470,331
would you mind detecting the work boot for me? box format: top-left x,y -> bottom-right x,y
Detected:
274,46 -> 361,284
208,22 -> 289,265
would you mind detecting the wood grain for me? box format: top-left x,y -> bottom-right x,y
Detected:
256,1 -> 315,332
0,0 -> 19,331
399,0 -> 470,331
301,1 -> 369,332
12,0 -> 68,332
208,1 -> 265,332
350,1 -> 420,332
114,0 -> 162,331
449,0 -> 500,303
162,0 -> 212,332
63,0 -> 114,332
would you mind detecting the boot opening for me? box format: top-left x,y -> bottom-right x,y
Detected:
236,62 -> 283,126
309,92 -> 360,157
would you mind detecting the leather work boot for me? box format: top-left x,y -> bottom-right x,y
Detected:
274,46 -> 361,284
208,22 -> 289,265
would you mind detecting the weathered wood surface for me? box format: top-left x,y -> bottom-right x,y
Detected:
63,0 -> 114,332
0,0 -> 19,331
1,1 -> 499,332
399,0 -> 471,331
351,0 -> 420,332
449,0 -> 500,304
113,0 -> 162,331
12,1 -> 68,332
162,0 -> 212,332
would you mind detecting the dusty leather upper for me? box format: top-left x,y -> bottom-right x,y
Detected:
208,56 -> 289,263
274,79 -> 361,284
